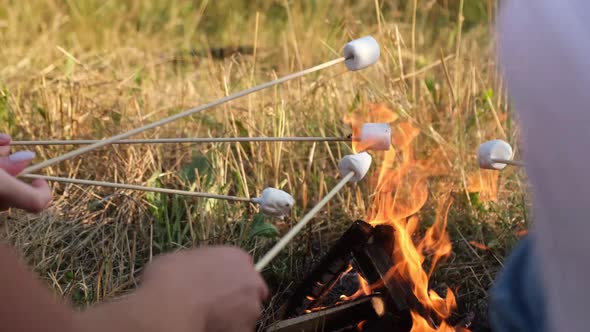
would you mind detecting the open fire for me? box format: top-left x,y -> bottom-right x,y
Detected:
269,104 -> 497,331
346,103 -> 464,331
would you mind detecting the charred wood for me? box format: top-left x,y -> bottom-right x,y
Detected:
360,312 -> 413,332
352,224 -> 436,327
283,220 -> 373,317
267,295 -> 386,332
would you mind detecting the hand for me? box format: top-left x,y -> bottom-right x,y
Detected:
140,247 -> 268,332
0,133 -> 52,212
81,247 -> 268,332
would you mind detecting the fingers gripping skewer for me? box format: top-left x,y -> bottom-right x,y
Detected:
23,174 -> 294,218
255,152 -> 372,272
477,139 -> 524,169
19,36 -> 380,176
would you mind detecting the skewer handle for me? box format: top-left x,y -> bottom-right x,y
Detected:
255,171 -> 355,272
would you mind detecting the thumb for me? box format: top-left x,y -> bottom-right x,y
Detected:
0,151 -> 35,176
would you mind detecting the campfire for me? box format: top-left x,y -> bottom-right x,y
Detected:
268,104 -> 478,332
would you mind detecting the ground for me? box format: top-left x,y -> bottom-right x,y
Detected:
0,1 -> 527,330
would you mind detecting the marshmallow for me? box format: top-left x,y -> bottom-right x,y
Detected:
343,36 -> 380,71
477,140 -> 514,170
339,152 -> 372,182
252,188 -> 295,218
360,123 -> 391,151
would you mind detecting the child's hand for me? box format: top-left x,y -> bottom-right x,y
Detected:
0,134 -> 52,213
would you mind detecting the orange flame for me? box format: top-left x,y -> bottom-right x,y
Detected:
345,104 -> 470,331
410,311 -> 469,332
469,241 -> 490,251
467,170 -> 499,202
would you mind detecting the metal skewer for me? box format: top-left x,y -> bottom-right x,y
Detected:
19,57 -> 347,176
491,158 -> 525,167
22,174 -> 252,202
13,136 -> 353,146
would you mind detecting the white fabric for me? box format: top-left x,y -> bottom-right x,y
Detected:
477,139 -> 513,170
252,188 -> 294,219
498,1 -> 590,330
338,152 -> 372,182
360,123 -> 391,151
343,36 -> 380,71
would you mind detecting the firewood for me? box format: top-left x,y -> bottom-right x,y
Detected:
352,224 -> 436,327
267,295 -> 386,332
283,220 -> 373,317
360,312 -> 413,332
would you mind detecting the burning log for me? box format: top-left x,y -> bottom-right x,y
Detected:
267,295 -> 386,332
359,313 -> 413,332
352,224 -> 436,328
283,220 -> 374,317
352,225 -> 406,310
279,220 -> 440,331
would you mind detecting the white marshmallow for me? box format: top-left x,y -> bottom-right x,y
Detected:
360,123 -> 391,151
252,188 -> 295,218
339,152 -> 372,182
477,140 -> 514,170
343,36 -> 380,71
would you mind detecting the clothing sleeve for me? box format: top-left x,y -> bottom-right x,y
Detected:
498,1 -> 590,331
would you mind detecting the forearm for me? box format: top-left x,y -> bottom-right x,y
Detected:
79,287 -> 206,332
0,244 -> 78,332
0,244 -> 207,332
78,297 -> 150,332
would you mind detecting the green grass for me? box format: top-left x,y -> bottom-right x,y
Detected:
0,0 -> 527,328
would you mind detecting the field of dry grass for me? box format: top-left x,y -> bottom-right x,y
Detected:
0,0 -> 527,329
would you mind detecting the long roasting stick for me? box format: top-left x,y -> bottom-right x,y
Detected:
22,174 -> 252,202
19,57 -> 346,176
13,136 -> 352,146
255,171 -> 355,272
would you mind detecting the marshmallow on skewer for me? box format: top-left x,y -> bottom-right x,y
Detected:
339,152 -> 372,182
343,36 -> 380,71
477,139 -> 514,170
360,123 -> 391,151
252,188 -> 295,219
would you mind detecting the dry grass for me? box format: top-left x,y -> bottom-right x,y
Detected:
0,0 -> 527,328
